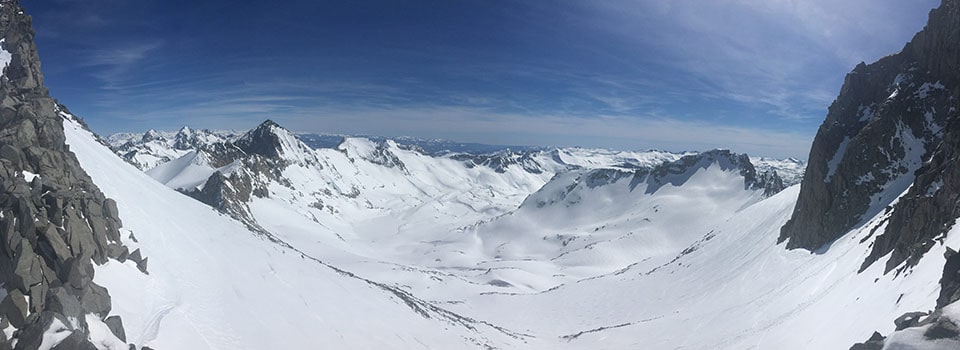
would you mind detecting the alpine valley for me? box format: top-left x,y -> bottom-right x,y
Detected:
0,0 -> 958,349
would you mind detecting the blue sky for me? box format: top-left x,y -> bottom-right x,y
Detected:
26,0 -> 938,158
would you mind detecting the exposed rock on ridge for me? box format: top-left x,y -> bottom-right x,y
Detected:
780,0 -> 960,257
0,1 -> 139,348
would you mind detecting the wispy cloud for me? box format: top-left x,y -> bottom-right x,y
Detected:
82,41 -> 163,67
578,0 -> 937,121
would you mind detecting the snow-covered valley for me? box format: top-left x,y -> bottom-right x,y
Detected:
70,115 -> 956,349
2,0 -> 960,348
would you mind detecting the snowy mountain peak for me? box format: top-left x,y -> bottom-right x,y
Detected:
234,119 -> 313,163
646,149 -> 784,196
141,129 -> 162,143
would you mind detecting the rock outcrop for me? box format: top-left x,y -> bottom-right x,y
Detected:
639,149 -> 784,196
780,0 -> 960,265
0,1 -> 139,347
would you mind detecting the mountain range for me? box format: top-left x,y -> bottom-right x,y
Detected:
0,0 -> 957,349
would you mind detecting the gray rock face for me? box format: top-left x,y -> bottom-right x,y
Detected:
529,150 -> 783,210
179,121 -> 302,236
0,1 -> 139,347
937,248 -> 960,308
849,331 -> 885,350
895,312 -> 929,330
638,150 -> 784,196
780,0 -> 960,260
451,150 -> 544,174
104,315 -> 125,342
234,119 -> 285,159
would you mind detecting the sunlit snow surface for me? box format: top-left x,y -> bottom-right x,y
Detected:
0,39 -> 10,78
67,116 -> 960,349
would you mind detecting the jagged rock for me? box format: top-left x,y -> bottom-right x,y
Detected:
15,312 -> 66,350
79,283 -> 111,318
234,120 -> 285,159
452,150 -> 541,174
11,239 -> 42,293
128,249 -> 142,265
925,317 -> 960,340
0,289 -> 28,328
39,224 -> 71,265
51,331 -> 98,350
136,257 -> 148,274
45,287 -> 83,319
849,331 -> 885,350
119,247 -> 144,273
104,315 -> 126,342
105,243 -> 129,263
642,150 -> 784,196
102,199 -> 122,242
895,311 -> 929,330
937,248 -> 960,308
28,281 -> 47,314
861,117 -> 960,272
780,0 -> 960,257
59,258 -> 94,292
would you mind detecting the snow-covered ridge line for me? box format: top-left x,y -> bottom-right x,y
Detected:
109,126 -> 805,183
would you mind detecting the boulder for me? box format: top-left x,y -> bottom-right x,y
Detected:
849,331 -> 885,350
104,315 -> 126,342
39,224 -> 71,264
79,283 -> 111,318
45,287 -> 83,319
895,312 -> 928,331
924,317 -> 960,340
51,331 -> 98,350
0,289 -> 28,328
11,240 -> 42,293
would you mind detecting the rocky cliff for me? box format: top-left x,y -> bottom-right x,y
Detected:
0,1 -> 140,348
780,0 -> 960,271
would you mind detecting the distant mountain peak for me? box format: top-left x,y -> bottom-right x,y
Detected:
234,119 -> 289,159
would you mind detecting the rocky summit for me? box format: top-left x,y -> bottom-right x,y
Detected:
780,0 -> 960,267
0,1 -> 140,349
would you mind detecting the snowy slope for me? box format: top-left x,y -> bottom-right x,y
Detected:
457,184 -> 957,349
752,156 -> 806,186
98,119 -> 948,350
64,116 -> 527,349
109,127 -> 241,170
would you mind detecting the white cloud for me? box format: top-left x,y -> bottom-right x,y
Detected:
577,0 -> 938,121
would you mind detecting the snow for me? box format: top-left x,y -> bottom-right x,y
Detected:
926,179 -> 944,197
916,81 -> 945,99
37,318 -> 71,350
85,314 -> 127,350
145,150 -> 240,191
65,115 -> 521,349
825,136 -> 851,182
21,170 -> 38,182
106,128 -> 241,170
859,104 -> 876,122
0,39 -> 10,78
2,323 -> 14,347
69,114 -> 960,349
550,147 -> 685,170
752,156 -> 806,186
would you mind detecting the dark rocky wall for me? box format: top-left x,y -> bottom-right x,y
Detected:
0,1 -> 139,348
